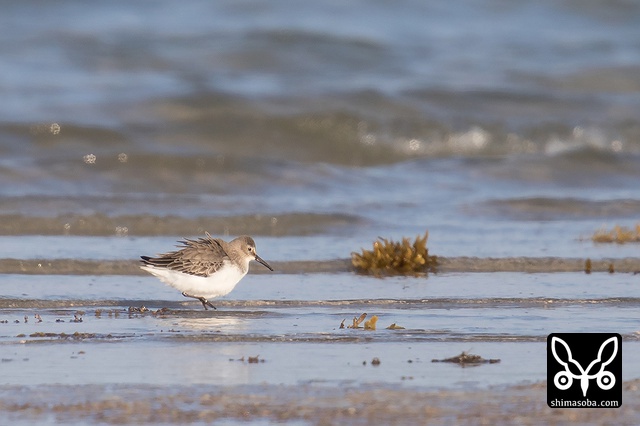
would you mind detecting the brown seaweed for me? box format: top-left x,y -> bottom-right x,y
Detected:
351,231 -> 438,276
592,224 -> 640,244
432,351 -> 500,366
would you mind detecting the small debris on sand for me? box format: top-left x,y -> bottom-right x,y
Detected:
386,323 -> 405,330
364,316 -> 378,330
347,313 -> 367,329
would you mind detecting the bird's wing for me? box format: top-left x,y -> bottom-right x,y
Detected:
140,236 -> 230,277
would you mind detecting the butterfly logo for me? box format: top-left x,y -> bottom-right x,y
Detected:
551,336 -> 618,397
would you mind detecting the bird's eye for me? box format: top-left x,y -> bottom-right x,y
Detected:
248,246 -> 253,252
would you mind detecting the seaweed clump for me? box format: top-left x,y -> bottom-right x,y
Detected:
432,351 -> 500,366
592,224 -> 640,244
351,231 -> 438,276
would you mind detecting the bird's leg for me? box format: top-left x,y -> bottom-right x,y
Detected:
199,297 -> 217,311
181,292 -> 217,310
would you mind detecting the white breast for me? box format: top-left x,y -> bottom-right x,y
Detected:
141,262 -> 248,300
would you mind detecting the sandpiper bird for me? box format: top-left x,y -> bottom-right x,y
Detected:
140,233 -> 273,310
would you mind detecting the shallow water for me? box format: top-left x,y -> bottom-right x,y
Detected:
1,272 -> 639,391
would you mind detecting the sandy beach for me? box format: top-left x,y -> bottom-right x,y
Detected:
1,380 -> 638,424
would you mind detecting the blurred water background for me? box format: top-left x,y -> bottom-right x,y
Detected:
1,0 -> 639,260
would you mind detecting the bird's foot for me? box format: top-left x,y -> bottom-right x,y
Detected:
182,292 -> 217,310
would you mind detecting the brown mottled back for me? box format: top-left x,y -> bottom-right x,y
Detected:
140,233 -> 230,277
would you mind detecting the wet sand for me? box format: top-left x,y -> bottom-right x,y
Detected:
2,256 -> 639,275
0,212 -> 361,237
1,380 -> 639,425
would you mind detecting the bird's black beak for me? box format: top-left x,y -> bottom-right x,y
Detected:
255,254 -> 274,271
